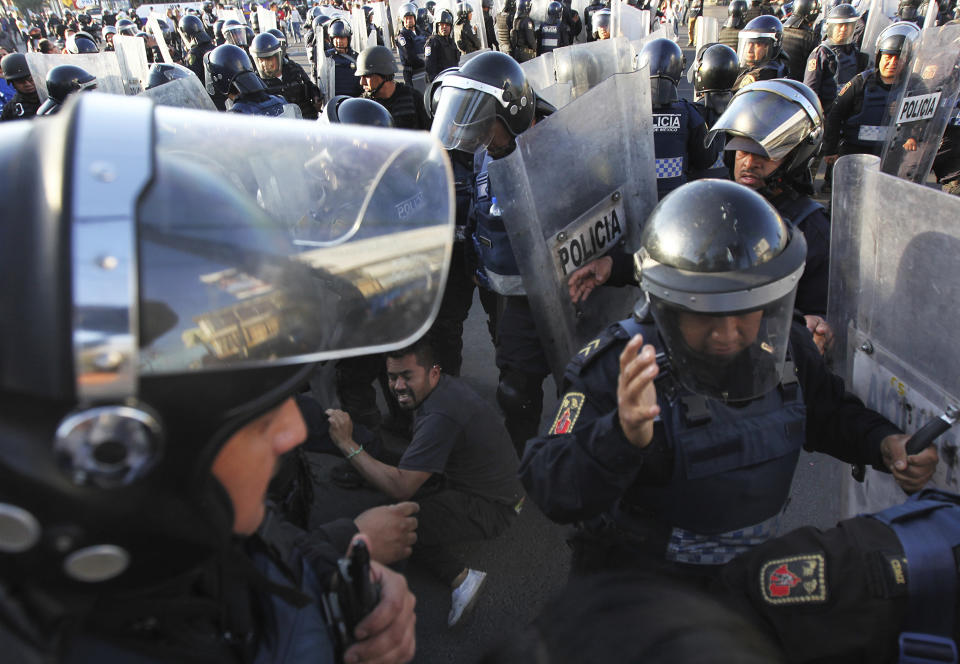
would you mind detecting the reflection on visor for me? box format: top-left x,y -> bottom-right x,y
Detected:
225,28 -> 248,46
431,86 -> 498,152
708,88 -> 817,161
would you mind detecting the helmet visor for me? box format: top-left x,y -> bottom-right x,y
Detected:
825,17 -> 857,45
707,84 -> 819,161
736,31 -> 775,67
431,85 -> 499,152
224,25 -> 249,47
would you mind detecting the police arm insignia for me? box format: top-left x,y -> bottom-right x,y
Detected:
807,57 -> 817,73
760,553 -> 827,605
550,392 -> 586,435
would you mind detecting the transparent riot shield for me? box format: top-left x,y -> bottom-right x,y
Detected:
694,15 -> 719,50
879,24 -> 960,182
220,8 -> 247,24
487,69 -> 658,381
521,51 -> 558,91
923,0 -> 938,29
373,3 -> 394,49
140,75 -> 217,110
537,80 -> 574,107
119,100 -> 456,374
257,7 -> 278,32
861,0 -> 898,64
147,15 -> 173,64
612,0 -> 651,41
317,51 -> 338,100
553,36 -> 635,99
351,8 -> 370,51
828,154 -> 960,516
26,53 -> 127,101
114,35 -> 150,95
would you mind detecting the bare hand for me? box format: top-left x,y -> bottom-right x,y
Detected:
881,433 -> 939,494
567,256 -> 613,304
344,536 -> 417,664
803,315 -> 835,356
617,334 -> 660,448
903,137 -> 918,152
354,502 -> 419,564
823,154 -> 839,165
325,408 -> 355,452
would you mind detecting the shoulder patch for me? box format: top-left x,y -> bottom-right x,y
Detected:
807,57 -> 817,72
398,35 -> 406,45
425,45 -> 432,56
577,338 -> 602,359
839,80 -> 852,95
738,74 -> 755,89
761,553 -> 827,605
550,392 -> 586,435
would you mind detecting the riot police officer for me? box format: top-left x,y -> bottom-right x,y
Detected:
179,14 -> 215,85
356,44 -> 429,129
251,32 -> 324,118
520,177 -> 937,577
537,1 -> 571,55
482,0 -> 498,49
425,9 -> 460,84
708,79 -> 830,315
510,0 -> 538,62
804,3 -> 868,111
0,53 -> 40,122
222,18 -> 251,52
719,0 -> 748,49
206,43 -> 288,115
896,0 -> 924,25
690,43 -> 740,179
780,0 -> 819,80
324,93 -> 396,125
823,30 -> 910,164
36,64 -> 97,116
428,51 -> 556,453
323,19 -> 364,98
592,7 -> 612,39
583,0 -> 608,40
734,15 -> 790,88
101,24 -> 117,51
496,0 -> 517,51
638,39 -> 721,199
455,2 -> 482,55
397,3 -> 426,87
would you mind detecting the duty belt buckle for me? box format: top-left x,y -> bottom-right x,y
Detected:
898,632 -> 958,664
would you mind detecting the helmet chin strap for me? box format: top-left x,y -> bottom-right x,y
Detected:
363,78 -> 387,99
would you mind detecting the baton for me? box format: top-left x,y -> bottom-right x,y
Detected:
852,405 -> 958,481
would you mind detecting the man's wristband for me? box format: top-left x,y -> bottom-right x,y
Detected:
346,445 -> 364,460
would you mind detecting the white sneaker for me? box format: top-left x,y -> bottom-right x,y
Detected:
447,569 -> 487,628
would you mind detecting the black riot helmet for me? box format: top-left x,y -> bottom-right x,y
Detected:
222,19 -> 250,47
429,50 -> 540,153
65,34 -> 99,53
438,9 -> 455,26
417,7 -> 433,32
517,0 -> 533,16
428,0 -> 438,12
0,93 -> 453,600
250,32 -> 284,79
1,52 -> 32,83
638,38 -> 684,106
179,14 -> 212,47
897,0 -> 920,20
457,2 -> 474,21
213,18 -> 226,43
875,30 -> 909,69
38,64 -> 97,116
205,43 -> 265,96
547,1 -> 564,22
824,3 -> 859,45
727,0 -> 748,26
401,2 -> 418,19
593,8 -> 611,35
355,44 -> 398,77
737,15 -> 783,68
116,17 -> 138,36
791,0 -> 818,19
328,18 -> 351,43
708,78 -> 823,185
267,28 -> 288,54
324,94 -> 395,126
144,62 -> 195,90
635,179 -> 806,401
694,43 -> 739,114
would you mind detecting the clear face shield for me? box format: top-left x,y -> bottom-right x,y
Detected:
430,75 -> 511,152
224,25 -> 249,47
825,17 -> 857,45
736,31 -> 774,67
255,53 -> 282,78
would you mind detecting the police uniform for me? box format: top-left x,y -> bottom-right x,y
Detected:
582,1 -> 606,40
186,39 -> 215,85
803,40 -> 868,111
689,101 -> 732,180
734,53 -> 790,89
325,48 -> 364,98
228,91 -> 288,115
780,18 -> 819,80
651,98 -> 721,199
824,69 -> 895,157
769,190 -> 830,315
424,31 -> 460,83
262,57 -> 323,119
455,19 -> 482,54
519,314 -> 902,575
718,24 -> 743,49
510,14 -> 537,62
536,18 -> 570,55
0,91 -> 40,122
397,26 -> 426,87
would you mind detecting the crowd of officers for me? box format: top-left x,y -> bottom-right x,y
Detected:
2,0 -> 960,661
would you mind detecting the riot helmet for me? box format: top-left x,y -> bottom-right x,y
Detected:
205,43 -> 265,96
222,19 -> 250,47
102,25 -> 118,43
401,1 -> 418,27
117,18 -> 138,36
144,62 -> 195,90
417,7 -> 433,32
65,34 -> 99,54
428,0 -> 438,12
1,52 -> 32,83
897,0 -> 920,20
38,64 -> 97,116
593,8 -> 611,37
250,32 -> 284,78
213,18 -> 226,43
694,43 -> 739,114
267,28 -> 288,54
791,0 -> 818,18
638,38 -> 683,106
707,78 -> 823,184
429,50 -> 538,154
546,1 -> 564,22
517,0 -> 533,16
457,2 -> 474,21
323,94 -> 395,126
438,8 -> 455,27
636,179 -> 806,402
737,15 -> 783,68
355,44 -> 398,76
824,3 -> 859,44
179,14 -> 212,47
727,0 -> 748,27
874,20 -> 917,70
329,18 -> 352,50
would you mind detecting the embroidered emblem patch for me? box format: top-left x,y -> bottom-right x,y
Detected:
577,338 -> 601,358
840,80 -> 852,95
808,58 -> 817,72
760,554 -> 827,605
551,392 -> 586,435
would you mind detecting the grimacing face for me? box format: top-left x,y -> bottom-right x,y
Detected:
386,353 -> 440,410
676,310 -> 764,357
